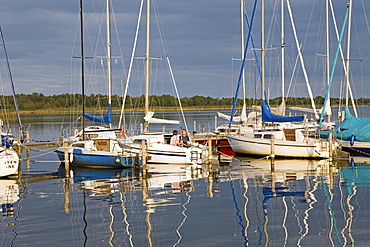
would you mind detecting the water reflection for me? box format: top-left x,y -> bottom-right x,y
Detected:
12,155 -> 370,246
0,179 -> 19,218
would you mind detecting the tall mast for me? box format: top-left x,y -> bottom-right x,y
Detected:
80,0 -> 85,139
0,27 -> 23,130
106,0 -> 112,129
144,0 -> 150,132
345,0 -> 352,108
326,0 -> 331,122
240,0 -> 246,107
261,0 -> 265,101
281,0 -> 285,113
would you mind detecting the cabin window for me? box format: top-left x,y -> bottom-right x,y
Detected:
254,134 -> 262,138
134,139 -> 147,144
94,139 -> 110,152
264,134 -> 272,139
72,143 -> 85,148
283,129 -> 296,141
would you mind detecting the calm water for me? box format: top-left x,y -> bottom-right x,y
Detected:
2,109 -> 370,246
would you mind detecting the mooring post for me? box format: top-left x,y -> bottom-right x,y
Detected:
270,135 -> 275,166
329,132 -> 333,162
208,136 -> 212,163
141,140 -> 146,176
63,137 -> 70,178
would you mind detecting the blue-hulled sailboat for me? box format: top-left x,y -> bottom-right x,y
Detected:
55,0 -> 136,168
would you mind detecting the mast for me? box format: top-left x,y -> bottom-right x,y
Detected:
0,27 -> 23,131
261,0 -> 265,102
144,0 -> 150,133
345,0 -> 352,108
281,0 -> 285,113
240,0 -> 246,107
326,0 -> 331,122
80,0 -> 85,139
106,0 -> 112,129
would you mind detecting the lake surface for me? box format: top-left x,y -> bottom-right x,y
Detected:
2,109 -> 370,246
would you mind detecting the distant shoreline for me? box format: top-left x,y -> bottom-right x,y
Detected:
17,106 -> 233,114
11,104 -> 368,115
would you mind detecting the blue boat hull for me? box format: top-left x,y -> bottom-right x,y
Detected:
341,146 -> 370,157
55,150 -> 136,168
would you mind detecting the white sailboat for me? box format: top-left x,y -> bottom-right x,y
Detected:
227,0 -> 333,159
117,0 -> 208,165
0,27 -> 19,177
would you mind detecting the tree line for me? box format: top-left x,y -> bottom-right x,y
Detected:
0,92 -> 368,112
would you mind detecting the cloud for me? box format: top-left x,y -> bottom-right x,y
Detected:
0,0 -> 369,101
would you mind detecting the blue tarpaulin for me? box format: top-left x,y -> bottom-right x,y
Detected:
262,101 -> 304,123
83,104 -> 112,124
328,106 -> 370,142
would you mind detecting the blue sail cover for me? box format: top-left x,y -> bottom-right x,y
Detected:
332,106 -> 370,142
83,104 -> 112,124
261,101 -> 304,123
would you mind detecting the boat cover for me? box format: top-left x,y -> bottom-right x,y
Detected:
261,101 -> 304,123
83,104 -> 112,124
329,106 -> 370,142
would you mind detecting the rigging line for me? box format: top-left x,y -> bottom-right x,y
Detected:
119,0 -> 144,128
244,13 -> 262,86
319,3 -> 349,127
0,27 -> 22,129
229,0 -> 258,127
361,0 -> 370,35
328,0 -> 357,116
0,72 -> 10,128
165,56 -> 188,132
286,0 -> 318,119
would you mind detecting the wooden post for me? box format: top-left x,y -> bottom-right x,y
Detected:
63,139 -> 70,178
208,136 -> 212,163
141,140 -> 146,176
25,130 -> 30,143
329,132 -> 333,161
193,121 -> 196,132
270,135 -> 275,166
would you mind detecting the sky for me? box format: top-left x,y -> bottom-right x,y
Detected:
0,0 -> 370,100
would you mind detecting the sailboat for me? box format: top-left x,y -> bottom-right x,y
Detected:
319,1 -> 370,157
227,0 -> 333,159
0,27 -> 20,177
55,0 -> 136,168
117,0 -> 208,165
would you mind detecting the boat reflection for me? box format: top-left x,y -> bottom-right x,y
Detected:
0,179 -> 19,218
60,162 -> 213,246
53,156 -> 370,246
226,156 -> 370,246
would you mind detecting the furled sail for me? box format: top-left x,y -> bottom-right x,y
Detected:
84,104 -> 112,124
144,111 -> 180,124
262,101 -> 304,123
218,103 -> 247,122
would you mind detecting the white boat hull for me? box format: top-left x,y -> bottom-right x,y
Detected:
0,149 -> 19,177
228,135 -> 329,159
119,142 -> 207,164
